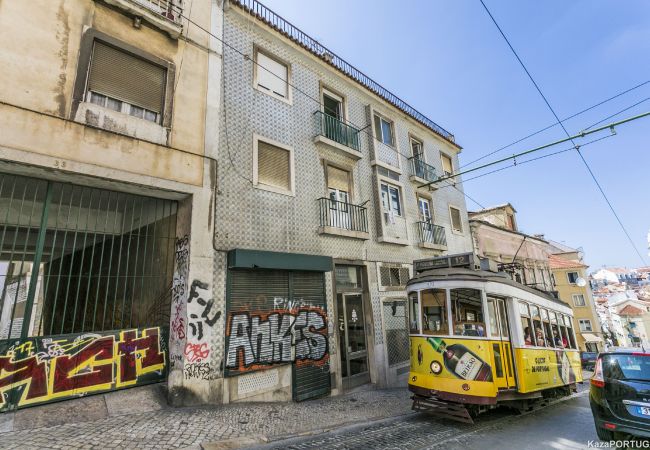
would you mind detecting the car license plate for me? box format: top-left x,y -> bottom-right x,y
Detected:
638,406 -> 650,416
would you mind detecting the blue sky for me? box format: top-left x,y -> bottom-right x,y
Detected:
262,0 -> 650,270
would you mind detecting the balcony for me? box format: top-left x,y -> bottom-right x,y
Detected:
318,198 -> 369,240
408,157 -> 438,188
313,111 -> 362,159
416,221 -> 447,250
102,0 -> 183,38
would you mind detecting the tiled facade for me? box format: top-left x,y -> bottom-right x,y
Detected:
211,3 -> 473,400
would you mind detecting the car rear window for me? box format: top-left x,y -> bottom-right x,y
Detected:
582,352 -> 597,358
603,354 -> 650,381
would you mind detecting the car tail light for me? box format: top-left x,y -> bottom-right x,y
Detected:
632,352 -> 650,356
591,357 -> 605,388
604,422 -> 616,430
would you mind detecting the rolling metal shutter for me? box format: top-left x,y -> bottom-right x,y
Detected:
257,142 -> 291,190
88,41 -> 166,113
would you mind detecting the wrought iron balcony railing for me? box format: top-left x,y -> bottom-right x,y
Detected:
318,198 -> 368,233
315,111 -> 361,152
234,0 -> 455,143
133,0 -> 183,23
408,157 -> 437,183
417,221 -> 447,246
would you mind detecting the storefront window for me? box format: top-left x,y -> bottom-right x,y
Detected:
450,288 -> 485,337
408,291 -> 420,334
421,289 -> 448,336
335,265 -> 362,290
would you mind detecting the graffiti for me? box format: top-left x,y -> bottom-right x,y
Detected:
188,280 -> 220,340
184,342 -> 210,363
184,362 -> 218,380
171,235 -> 190,342
272,296 -> 312,311
171,304 -> 185,341
0,327 -> 167,411
225,308 -> 328,373
174,235 -> 190,276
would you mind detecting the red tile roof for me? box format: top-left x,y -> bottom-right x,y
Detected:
619,305 -> 644,316
548,255 -> 588,270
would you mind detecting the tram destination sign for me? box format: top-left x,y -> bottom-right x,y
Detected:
414,253 -> 475,273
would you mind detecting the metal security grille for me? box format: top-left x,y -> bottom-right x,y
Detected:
382,300 -> 409,366
0,172 -> 177,340
379,264 -> 410,288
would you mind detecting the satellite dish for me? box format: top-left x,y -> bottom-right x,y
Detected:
576,277 -> 587,287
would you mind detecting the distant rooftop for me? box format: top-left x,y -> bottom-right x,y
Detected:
232,0 -> 457,146
468,203 -> 516,215
548,254 -> 587,270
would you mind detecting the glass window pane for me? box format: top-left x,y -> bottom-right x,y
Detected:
409,292 -> 420,334
488,299 -> 498,338
381,118 -> 393,145
389,186 -> 401,216
106,97 -> 122,112
451,289 -> 485,337
519,302 -> 529,316
421,289 -> 448,336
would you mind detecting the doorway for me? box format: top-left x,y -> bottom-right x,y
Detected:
338,293 -> 370,388
487,296 -> 517,389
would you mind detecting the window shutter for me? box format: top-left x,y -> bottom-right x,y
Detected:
257,51 -> 288,98
441,154 -> 453,174
327,166 -> 349,192
257,141 -> 291,190
87,41 -> 166,113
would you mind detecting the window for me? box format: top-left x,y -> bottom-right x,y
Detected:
323,89 -> 344,120
549,311 -> 562,348
530,305 -> 545,347
441,153 -> 453,176
541,308 -> 553,347
254,48 -> 290,100
380,183 -> 402,217
379,264 -> 410,288
410,137 -> 423,158
579,319 -> 593,332
449,205 -> 463,233
417,196 -> 433,222
421,289 -> 448,336
86,41 -> 166,123
451,289 -> 485,337
519,302 -> 533,346
409,292 -> 421,334
254,137 -> 294,195
327,165 -> 351,203
572,294 -> 586,307
567,272 -> 579,284
373,113 -> 395,146
506,213 -> 516,231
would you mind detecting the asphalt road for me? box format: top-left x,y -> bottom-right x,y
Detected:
254,391 -> 602,450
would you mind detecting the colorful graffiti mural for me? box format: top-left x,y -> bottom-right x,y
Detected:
225,308 -> 328,374
0,327 -> 168,412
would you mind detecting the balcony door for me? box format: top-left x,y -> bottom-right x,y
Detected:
418,196 -> 434,242
323,90 -> 343,120
410,137 -> 425,179
322,89 -> 345,144
327,165 -> 351,229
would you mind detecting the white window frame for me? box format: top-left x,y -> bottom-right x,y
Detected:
321,86 -> 346,121
449,204 -> 463,234
579,319 -> 593,332
417,195 -> 433,222
252,134 -> 295,196
572,294 -> 586,307
380,182 -> 403,217
567,271 -> 579,284
373,113 -> 395,147
86,91 -> 160,123
409,135 -> 424,159
253,47 -> 292,104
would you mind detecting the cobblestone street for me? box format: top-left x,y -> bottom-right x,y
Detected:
0,388 -> 413,449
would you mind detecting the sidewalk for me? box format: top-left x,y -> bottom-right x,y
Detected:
0,388 -> 413,450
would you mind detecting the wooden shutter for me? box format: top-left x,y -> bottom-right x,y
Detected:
441,153 -> 453,174
327,166 -> 349,192
257,51 -> 288,98
257,141 -> 291,190
88,41 -> 166,113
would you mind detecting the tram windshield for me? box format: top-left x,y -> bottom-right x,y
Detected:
450,288 -> 485,337
421,289 -> 448,335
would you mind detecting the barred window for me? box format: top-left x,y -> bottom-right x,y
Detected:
383,300 -> 409,366
379,265 -> 409,288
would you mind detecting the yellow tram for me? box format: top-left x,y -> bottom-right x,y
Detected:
407,253 -> 583,422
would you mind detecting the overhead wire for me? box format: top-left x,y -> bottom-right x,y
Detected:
479,0 -> 648,266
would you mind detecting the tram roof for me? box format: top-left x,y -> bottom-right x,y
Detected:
407,267 -> 571,309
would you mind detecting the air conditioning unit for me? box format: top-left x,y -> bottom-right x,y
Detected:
383,211 -> 396,224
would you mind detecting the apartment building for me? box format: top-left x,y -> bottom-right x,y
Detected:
0,0 -> 218,414
209,0 -> 473,403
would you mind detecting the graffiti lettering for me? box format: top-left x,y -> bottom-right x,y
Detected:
184,342 -> 210,363
272,296 -> 312,311
170,235 -> 190,342
188,280 -> 220,340
225,308 -> 328,372
184,362 -> 218,380
0,328 -> 167,411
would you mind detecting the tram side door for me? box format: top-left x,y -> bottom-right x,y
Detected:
488,297 -> 517,389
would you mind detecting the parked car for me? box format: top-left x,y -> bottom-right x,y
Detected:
590,349 -> 650,440
581,352 -> 598,370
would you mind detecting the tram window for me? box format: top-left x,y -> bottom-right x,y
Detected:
564,315 -> 577,349
421,289 -> 448,336
451,288 -> 485,337
488,299 -> 499,337
530,305 -> 544,347
519,302 -> 533,346
541,308 -> 553,347
408,292 -> 421,333
497,301 -> 509,338
550,312 -> 562,348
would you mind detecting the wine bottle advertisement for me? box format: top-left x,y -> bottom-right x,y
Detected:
409,336 -> 498,398
513,347 -> 582,393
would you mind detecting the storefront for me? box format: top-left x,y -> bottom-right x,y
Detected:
224,249 -> 333,402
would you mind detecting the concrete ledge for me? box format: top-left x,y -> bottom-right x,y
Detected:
409,174 -> 438,190
101,0 -> 183,38
318,226 -> 370,240
313,135 -> 362,160
418,242 -> 447,251
377,236 -> 409,246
